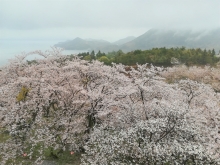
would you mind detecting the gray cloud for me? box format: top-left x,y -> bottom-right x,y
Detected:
0,0 -> 220,41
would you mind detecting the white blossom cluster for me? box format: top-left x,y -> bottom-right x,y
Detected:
0,48 -> 219,164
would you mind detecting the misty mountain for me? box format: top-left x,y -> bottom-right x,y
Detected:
120,29 -> 220,52
113,36 -> 136,45
54,36 -> 137,52
54,37 -> 118,51
54,28 -> 220,53
84,38 -> 110,43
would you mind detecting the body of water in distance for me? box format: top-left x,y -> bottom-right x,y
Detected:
0,39 -> 88,67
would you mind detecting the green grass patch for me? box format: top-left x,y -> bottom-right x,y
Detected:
0,128 -> 10,143
43,147 -> 81,164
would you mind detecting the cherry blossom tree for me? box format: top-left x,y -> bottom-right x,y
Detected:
0,48 -> 219,164
0,48 -> 131,164
82,65 -> 220,164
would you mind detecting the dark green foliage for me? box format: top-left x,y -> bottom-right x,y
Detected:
77,52 -> 89,59
90,50 -> 96,60
96,50 -> 106,58
105,47 -> 219,67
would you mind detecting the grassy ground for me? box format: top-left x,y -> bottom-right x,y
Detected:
0,129 -> 81,165
0,129 -> 10,143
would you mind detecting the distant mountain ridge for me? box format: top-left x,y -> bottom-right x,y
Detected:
113,36 -> 136,45
54,28 -> 220,52
54,36 -> 136,52
54,37 -> 114,50
121,29 -> 220,52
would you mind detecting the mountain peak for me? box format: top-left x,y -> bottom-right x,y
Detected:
54,28 -> 220,52
74,37 -> 84,41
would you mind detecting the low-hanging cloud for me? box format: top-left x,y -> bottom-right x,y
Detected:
0,0 -> 220,41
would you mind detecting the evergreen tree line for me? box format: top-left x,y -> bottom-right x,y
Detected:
70,47 -> 220,67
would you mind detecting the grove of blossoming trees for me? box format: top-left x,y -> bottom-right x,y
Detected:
0,48 -> 219,164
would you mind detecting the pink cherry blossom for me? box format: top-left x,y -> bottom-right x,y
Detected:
0,48 -> 219,164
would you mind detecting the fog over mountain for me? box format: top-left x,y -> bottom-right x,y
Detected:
55,37 -> 119,52
55,28 -> 220,53
113,36 -> 136,45
121,28 -> 220,52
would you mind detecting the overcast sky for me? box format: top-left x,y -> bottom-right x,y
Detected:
1,0 -> 220,42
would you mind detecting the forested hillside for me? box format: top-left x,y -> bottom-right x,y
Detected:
75,47 -> 219,66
